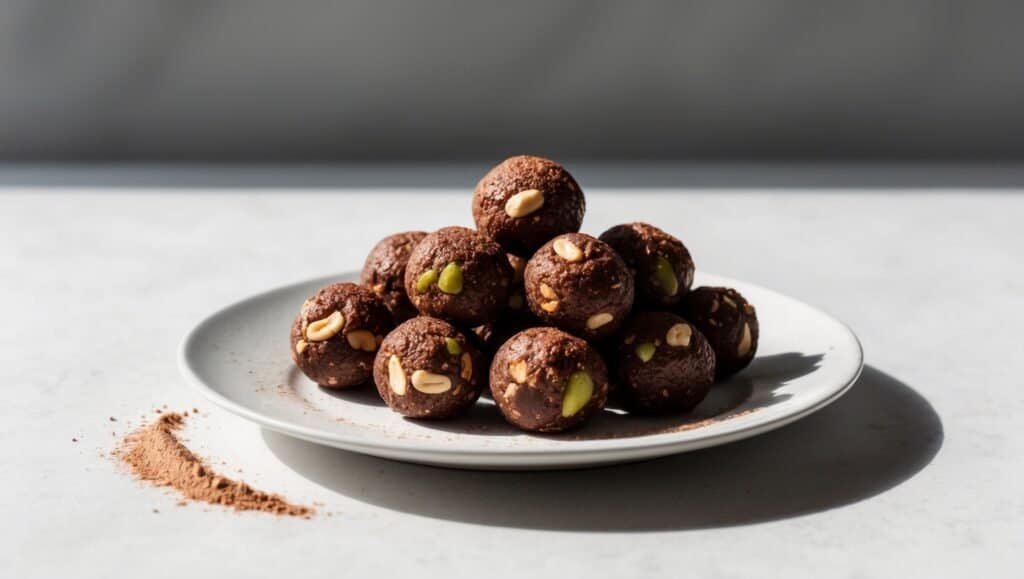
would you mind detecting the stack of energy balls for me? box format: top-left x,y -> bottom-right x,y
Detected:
290,155 -> 759,433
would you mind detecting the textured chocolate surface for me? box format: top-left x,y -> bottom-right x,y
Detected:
524,233 -> 634,341
404,226 -> 512,326
599,222 -> 694,308
372,317 -> 484,419
680,286 -> 759,379
615,311 -> 715,414
472,155 -> 585,256
360,231 -> 427,324
490,327 -> 609,433
290,282 -> 393,388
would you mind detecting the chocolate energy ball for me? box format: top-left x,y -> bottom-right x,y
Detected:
472,155 -> 585,256
373,317 -> 484,419
615,312 -> 715,414
360,231 -> 428,323
490,327 -> 609,433
680,287 -> 759,379
404,226 -> 513,326
598,222 -> 695,308
524,233 -> 634,341
290,282 -> 393,388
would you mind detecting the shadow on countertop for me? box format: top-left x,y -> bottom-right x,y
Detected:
262,365 -> 943,531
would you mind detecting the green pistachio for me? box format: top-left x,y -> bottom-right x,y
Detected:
444,337 -> 461,355
651,256 -> 679,297
561,371 -> 594,418
415,269 -> 438,293
437,262 -> 464,295
635,342 -> 656,362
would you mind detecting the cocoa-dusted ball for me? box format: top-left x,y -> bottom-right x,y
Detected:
524,233 -> 634,341
680,287 -> 759,379
599,222 -> 695,308
490,327 -> 609,433
615,312 -> 715,414
373,317 -> 484,419
404,226 -> 513,326
472,155 -> 585,256
290,282 -> 393,388
360,231 -> 428,324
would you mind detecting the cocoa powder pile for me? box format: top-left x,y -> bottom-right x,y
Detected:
115,412 -> 313,517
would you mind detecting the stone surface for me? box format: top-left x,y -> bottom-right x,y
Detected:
0,165 -> 1020,578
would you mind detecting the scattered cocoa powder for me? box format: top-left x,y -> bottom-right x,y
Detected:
114,412 -> 313,517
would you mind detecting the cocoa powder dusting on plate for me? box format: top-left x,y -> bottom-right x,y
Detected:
114,412 -> 313,518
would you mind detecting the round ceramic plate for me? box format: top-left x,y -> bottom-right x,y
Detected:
179,271 -> 862,470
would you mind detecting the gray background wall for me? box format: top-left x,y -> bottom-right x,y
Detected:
2,1 -> 1022,161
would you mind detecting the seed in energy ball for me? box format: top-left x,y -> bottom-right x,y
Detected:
373,317 -> 484,419
598,222 -> 695,308
524,233 -> 634,341
404,226 -> 513,326
490,327 -> 610,432
290,282 -> 393,388
680,286 -> 759,379
615,311 -> 715,414
472,155 -> 586,256
360,231 -> 428,323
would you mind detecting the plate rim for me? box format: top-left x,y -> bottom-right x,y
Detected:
178,271 -> 864,460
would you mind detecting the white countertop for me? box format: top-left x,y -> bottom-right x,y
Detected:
2,165 -> 1021,578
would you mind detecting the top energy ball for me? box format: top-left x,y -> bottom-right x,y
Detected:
472,155 -> 585,256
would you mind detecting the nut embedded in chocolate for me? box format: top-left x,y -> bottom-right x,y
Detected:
679,286 -> 759,379
489,327 -> 609,433
524,233 -> 634,341
290,282 -> 393,388
599,222 -> 695,308
403,226 -> 513,326
360,231 -> 428,324
472,155 -> 585,256
615,311 -> 715,414
373,316 -> 484,419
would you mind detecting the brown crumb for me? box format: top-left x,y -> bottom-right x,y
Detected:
72,437 -> 78,442
114,412 -> 313,518
109,417 -> 117,422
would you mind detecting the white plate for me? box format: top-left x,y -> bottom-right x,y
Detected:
179,272 -> 863,470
